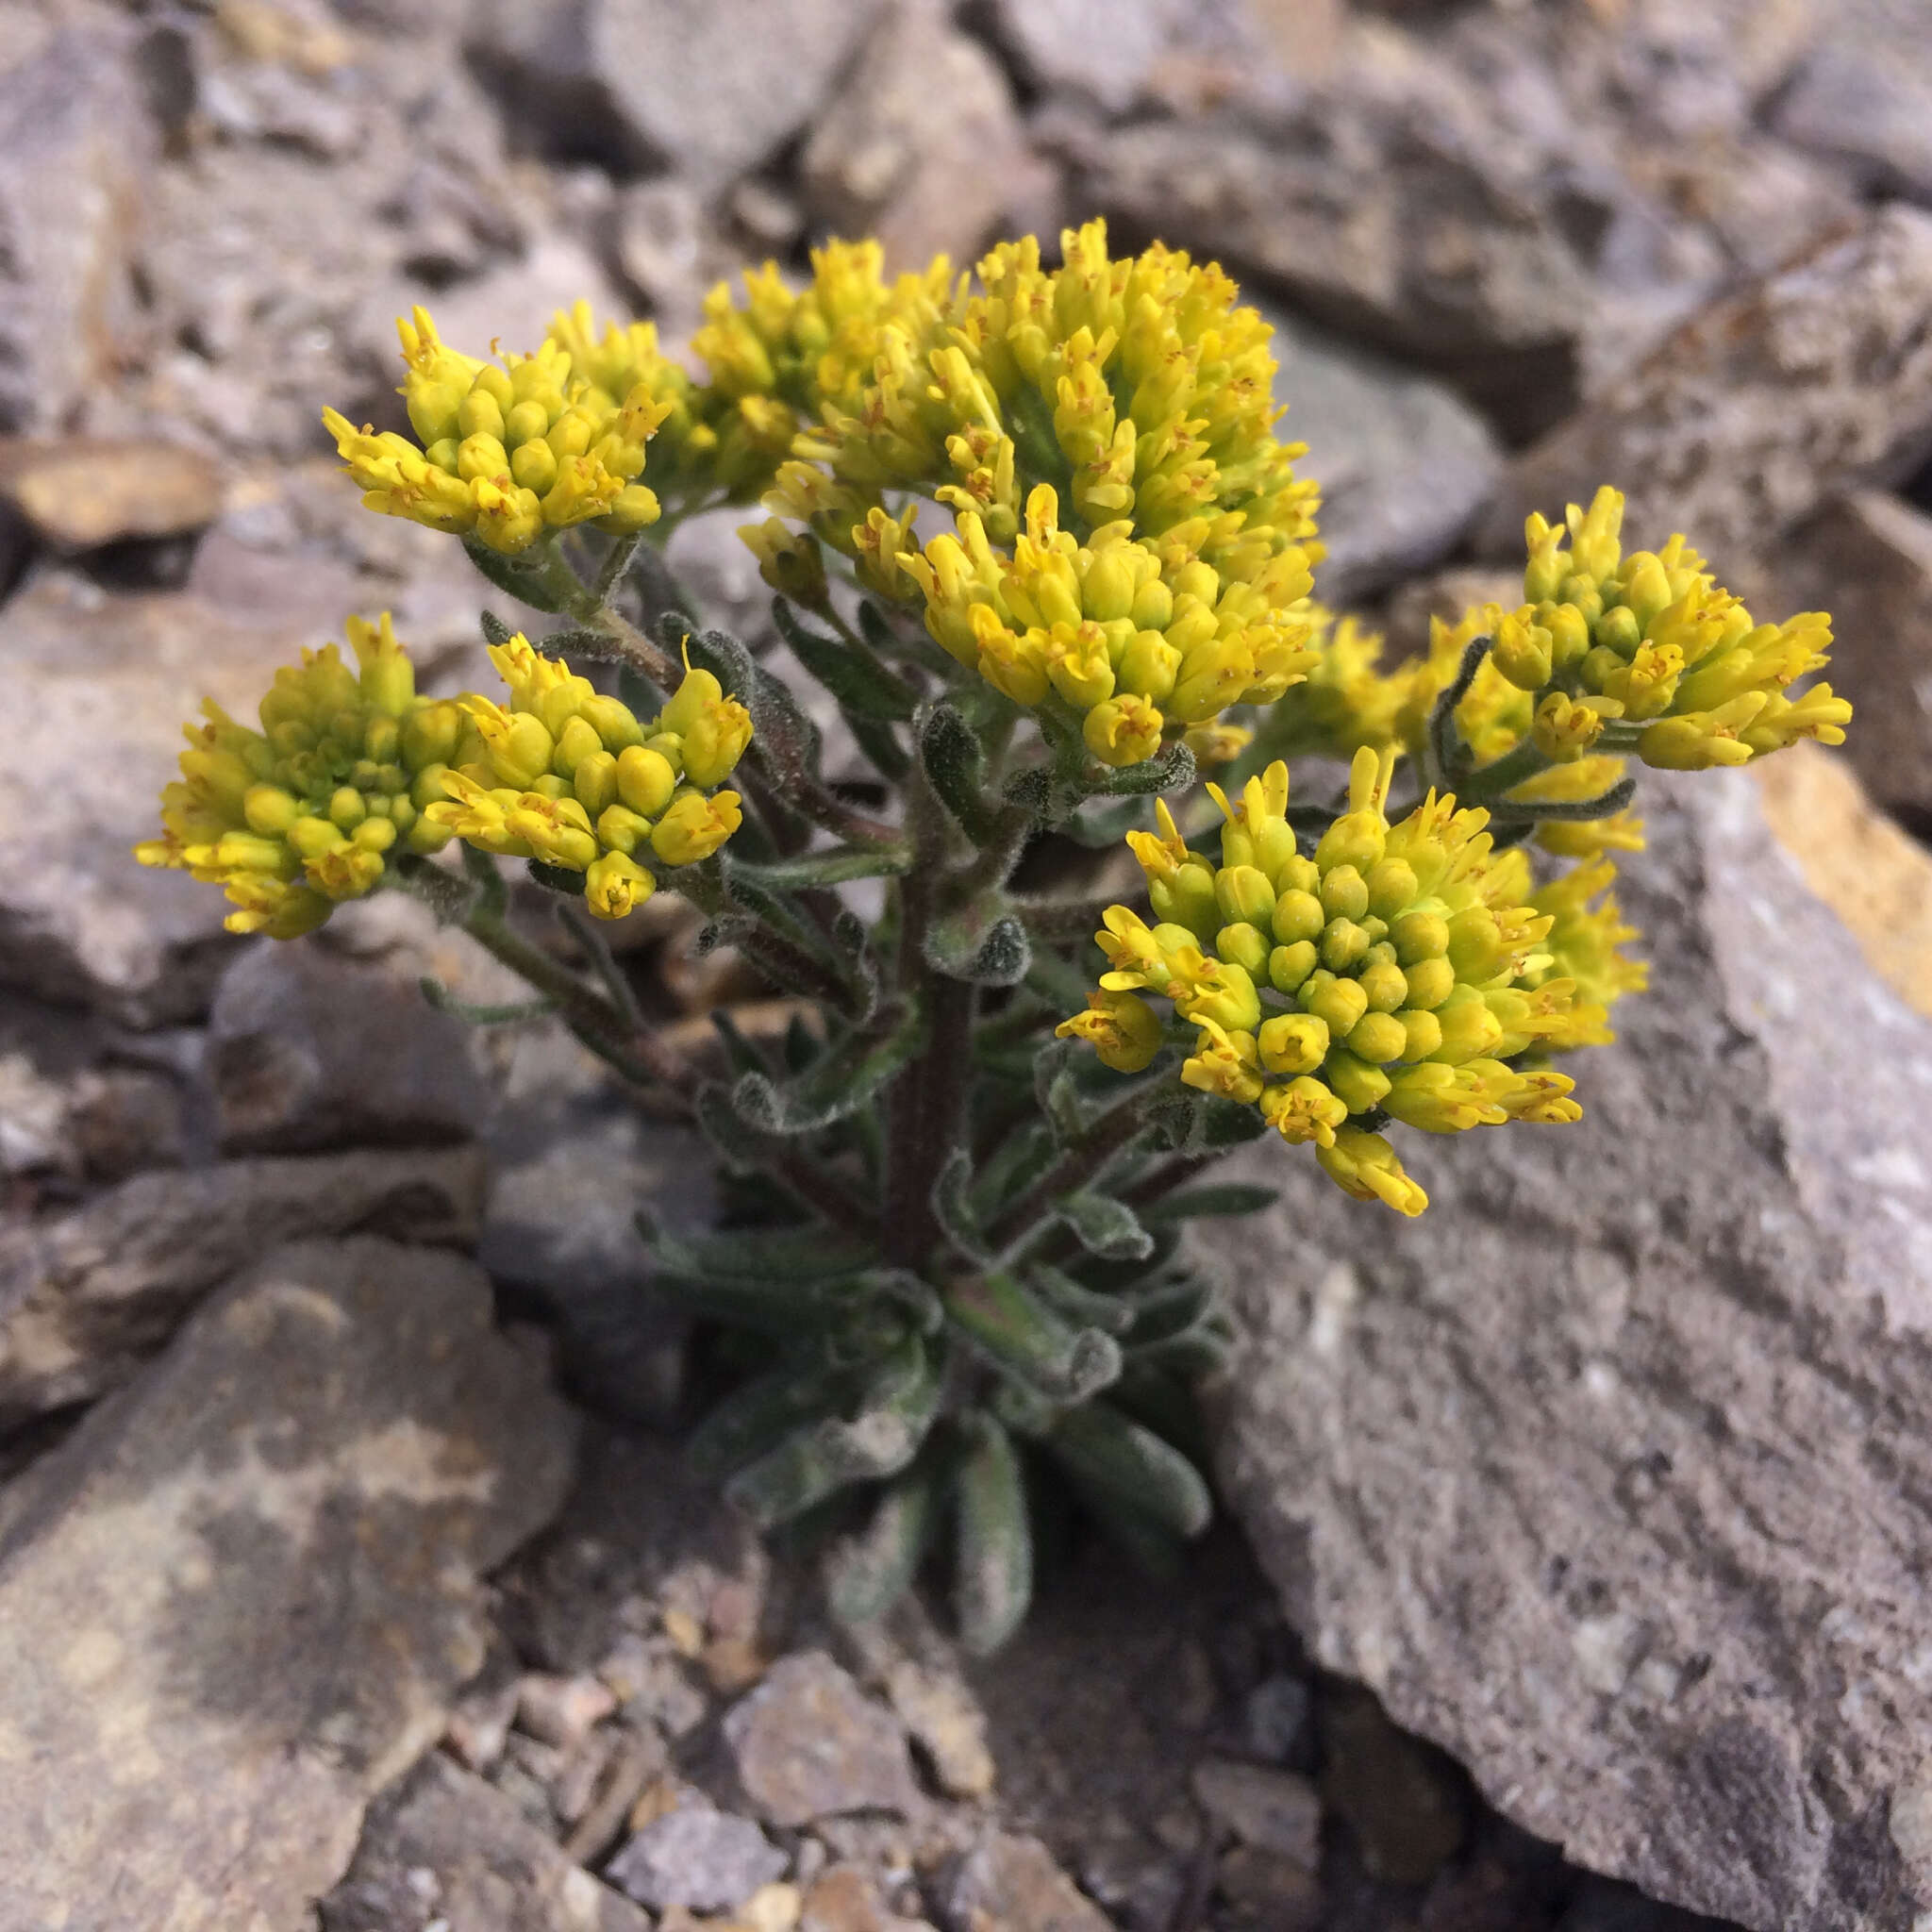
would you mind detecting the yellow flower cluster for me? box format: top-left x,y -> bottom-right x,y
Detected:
425,637 -> 750,919
1058,748 -> 1598,1214
323,308 -> 671,555
743,220 -> 1324,766
1505,485 -> 1850,770
135,614 -> 458,940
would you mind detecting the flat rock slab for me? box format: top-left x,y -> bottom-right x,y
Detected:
0,1143 -> 487,1431
0,1236 -> 576,1932
1207,773 -> 1932,1931
1480,206 -> 1932,563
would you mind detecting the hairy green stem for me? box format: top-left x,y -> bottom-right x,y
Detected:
881,765 -> 978,1268
1461,736 -> 1553,802
987,1078 -> 1170,1254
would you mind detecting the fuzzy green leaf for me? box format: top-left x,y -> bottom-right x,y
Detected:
1055,1191 -> 1155,1261
725,1336 -> 942,1528
918,701 -> 999,843
1042,1400 -> 1212,1540
1086,739 -> 1195,798
1024,1262 -> 1136,1337
729,843 -> 913,891
825,1447 -> 943,1626
731,997 -> 924,1135
525,858 -> 587,897
1140,1183 -> 1279,1223
943,1269 -> 1122,1403
924,903 -> 1030,988
636,1208 -> 876,1287
773,598 -> 920,721
954,1413 -> 1032,1657
932,1147 -> 990,1262
464,536 -> 572,613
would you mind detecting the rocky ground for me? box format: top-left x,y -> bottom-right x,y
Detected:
5,1 -> 1932,1928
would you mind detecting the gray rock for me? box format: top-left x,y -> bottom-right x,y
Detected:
980,0 -> 1312,119
1058,97 -> 1595,441
1061,5 -> 1849,441
1772,490 -> 1932,824
1480,208 -> 1932,567
1774,0 -> 1932,204
1264,308 -> 1500,606
0,32 -> 150,434
208,939 -> 491,1155
800,0 -> 1044,274
0,1144 -> 486,1430
1207,773 -> 1932,1929
884,1658 -> 996,1799
469,0 -> 883,190
481,1024 -> 716,1429
724,1650 -> 922,1826
1241,1674 -> 1310,1764
939,1830 -> 1116,1932
1189,1758 -> 1322,1868
0,1236 -> 577,1932
605,1799 -> 788,1913
321,1751 -> 650,1932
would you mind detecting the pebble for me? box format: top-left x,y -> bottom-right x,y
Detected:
939,1832 -> 1114,1932
517,1670 -> 619,1750
1190,1757 -> 1322,1868
443,1674 -> 520,1774
1213,1844 -> 1323,1926
605,1800 -> 789,1915
884,1661 -> 997,1800
724,1652 -> 922,1827
1241,1674 -> 1312,1763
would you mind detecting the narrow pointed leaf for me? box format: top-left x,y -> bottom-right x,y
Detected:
1140,1183 -> 1279,1223
1086,740 -> 1195,798
688,1357 -> 852,1479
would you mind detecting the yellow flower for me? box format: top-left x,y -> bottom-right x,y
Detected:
750,221 -> 1322,763
1055,988 -> 1164,1073
135,613 -> 458,937
1514,486 -> 1850,770
1315,1126 -> 1427,1216
324,306 -> 674,555
418,634 -> 749,916
1060,745 -> 1590,1211
650,789 -> 743,866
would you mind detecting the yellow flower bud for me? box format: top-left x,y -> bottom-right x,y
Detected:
1214,865 -> 1275,930
615,744 -> 678,818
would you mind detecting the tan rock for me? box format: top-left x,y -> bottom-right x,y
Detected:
1752,741 -> 1932,1022
1,438 -> 223,551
